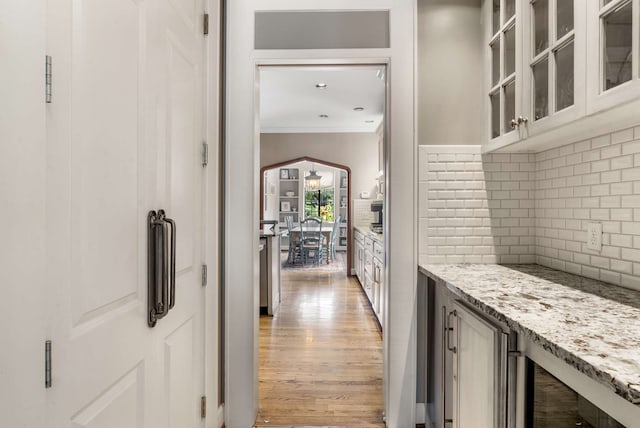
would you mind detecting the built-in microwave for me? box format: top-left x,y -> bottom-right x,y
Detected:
370,200 -> 383,233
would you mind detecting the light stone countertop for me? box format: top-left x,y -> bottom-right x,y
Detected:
418,263 -> 640,406
354,225 -> 383,242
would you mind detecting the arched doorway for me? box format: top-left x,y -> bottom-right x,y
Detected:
260,156 -> 353,274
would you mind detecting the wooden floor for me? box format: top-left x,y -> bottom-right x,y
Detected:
256,269 -> 384,427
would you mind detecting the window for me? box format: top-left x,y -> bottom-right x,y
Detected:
303,170 -> 334,221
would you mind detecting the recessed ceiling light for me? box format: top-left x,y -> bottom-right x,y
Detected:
365,120 -> 374,123
315,83 -> 327,88
353,107 -> 364,111
319,114 -> 329,118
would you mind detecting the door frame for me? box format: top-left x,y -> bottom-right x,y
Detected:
260,156 -> 353,274
224,4 -> 416,426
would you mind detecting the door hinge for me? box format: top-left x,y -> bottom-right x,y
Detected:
203,13 -> 209,35
45,55 -> 52,103
45,340 -> 52,388
201,264 -> 208,286
200,395 -> 207,418
202,142 -> 208,167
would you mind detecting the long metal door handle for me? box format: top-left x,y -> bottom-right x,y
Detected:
446,310 -> 457,353
441,306 -> 450,428
165,216 -> 176,309
147,209 -> 176,328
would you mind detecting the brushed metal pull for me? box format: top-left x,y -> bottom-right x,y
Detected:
148,209 -> 177,328
446,310 -> 457,353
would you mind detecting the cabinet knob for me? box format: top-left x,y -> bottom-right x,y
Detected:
517,116 -> 529,126
510,118 -> 518,129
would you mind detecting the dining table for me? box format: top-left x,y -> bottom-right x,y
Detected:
289,224 -> 334,264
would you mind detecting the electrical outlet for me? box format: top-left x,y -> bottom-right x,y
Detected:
587,222 -> 602,251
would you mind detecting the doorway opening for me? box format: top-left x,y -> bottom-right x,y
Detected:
261,157 -> 351,275
255,64 -> 388,426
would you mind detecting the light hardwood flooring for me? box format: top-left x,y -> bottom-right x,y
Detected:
256,269 -> 384,427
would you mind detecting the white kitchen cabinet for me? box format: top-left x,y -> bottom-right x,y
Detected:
372,241 -> 384,321
354,228 -> 364,281
586,0 -> 640,114
520,0 -> 586,137
353,227 -> 384,329
483,0 -> 640,153
483,0 -> 523,148
423,274 -> 516,428
451,301 -> 508,428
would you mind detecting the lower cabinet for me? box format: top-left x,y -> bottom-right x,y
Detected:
423,274 -> 516,428
353,227 -> 383,329
451,301 -> 511,428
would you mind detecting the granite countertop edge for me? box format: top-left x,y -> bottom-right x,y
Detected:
418,263 -> 640,407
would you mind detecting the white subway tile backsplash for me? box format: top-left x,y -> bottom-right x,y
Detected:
622,141 -> 640,155
591,134 -> 611,148
419,126 -> 640,290
419,145 -> 533,264
612,128 -> 635,144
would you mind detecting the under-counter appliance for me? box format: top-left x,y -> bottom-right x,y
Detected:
525,358 -> 624,428
370,200 -> 383,234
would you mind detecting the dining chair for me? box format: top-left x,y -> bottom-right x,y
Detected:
329,216 -> 341,261
284,215 -> 301,264
300,216 -> 326,265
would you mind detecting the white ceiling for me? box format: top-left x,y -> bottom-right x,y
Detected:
259,66 -> 386,134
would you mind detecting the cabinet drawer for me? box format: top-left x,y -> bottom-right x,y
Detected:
354,229 -> 364,244
364,236 -> 374,253
373,241 -> 384,261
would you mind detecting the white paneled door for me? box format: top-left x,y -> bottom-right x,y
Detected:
46,0 -> 206,427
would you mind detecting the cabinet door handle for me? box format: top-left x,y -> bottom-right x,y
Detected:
446,310 -> 457,353
441,307 -> 453,428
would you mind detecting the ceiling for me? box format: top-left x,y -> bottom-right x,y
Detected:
259,66 -> 386,134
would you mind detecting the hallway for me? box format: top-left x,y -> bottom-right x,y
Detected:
256,267 -> 384,427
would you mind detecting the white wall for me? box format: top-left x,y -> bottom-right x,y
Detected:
417,0 -> 483,146
261,132 -> 379,197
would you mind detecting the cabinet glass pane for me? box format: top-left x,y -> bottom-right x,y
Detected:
533,0 -> 549,55
556,42 -> 574,111
491,40 -> 500,86
505,25 -> 516,76
505,0 -> 516,21
493,0 -> 500,34
603,2 -> 632,91
504,82 -> 515,133
491,92 -> 500,139
533,59 -> 548,120
557,1 -> 574,39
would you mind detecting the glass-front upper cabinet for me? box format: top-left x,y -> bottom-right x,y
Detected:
521,0 -> 586,136
587,0 -> 640,113
485,0 -> 523,147
484,0 -> 640,151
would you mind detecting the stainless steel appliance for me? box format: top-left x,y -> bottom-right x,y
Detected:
370,200 -> 383,233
